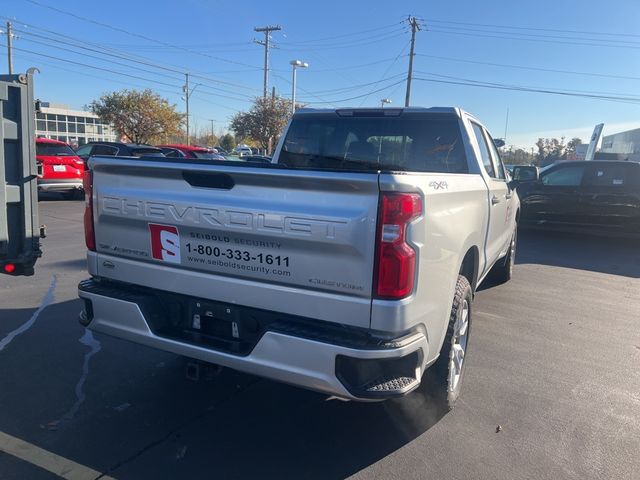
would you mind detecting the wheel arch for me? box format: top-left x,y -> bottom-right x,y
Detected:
459,245 -> 480,293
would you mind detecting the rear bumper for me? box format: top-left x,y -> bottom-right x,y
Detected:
78,279 -> 429,401
38,179 -> 83,192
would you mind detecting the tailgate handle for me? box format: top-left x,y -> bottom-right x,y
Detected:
183,172 -> 234,190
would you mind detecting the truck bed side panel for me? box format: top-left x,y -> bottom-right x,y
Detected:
372,172 -> 488,362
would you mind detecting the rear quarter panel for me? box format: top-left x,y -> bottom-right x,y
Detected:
372,172 -> 488,364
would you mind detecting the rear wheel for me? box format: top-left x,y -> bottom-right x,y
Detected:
62,189 -> 84,200
424,275 -> 472,411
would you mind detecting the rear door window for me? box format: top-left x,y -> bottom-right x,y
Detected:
484,131 -> 506,180
470,122 -> 496,178
583,164 -> 629,187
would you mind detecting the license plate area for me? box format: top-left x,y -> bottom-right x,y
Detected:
181,299 -> 261,354
53,165 -> 66,172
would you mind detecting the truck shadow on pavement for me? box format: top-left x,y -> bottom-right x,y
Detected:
515,228 -> 640,278
0,299 -> 447,480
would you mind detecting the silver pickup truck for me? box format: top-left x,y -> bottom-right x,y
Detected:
78,107 -> 519,408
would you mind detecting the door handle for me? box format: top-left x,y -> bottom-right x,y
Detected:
505,192 -> 513,200
491,195 -> 501,205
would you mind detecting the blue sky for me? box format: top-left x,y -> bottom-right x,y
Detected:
4,0 -> 640,148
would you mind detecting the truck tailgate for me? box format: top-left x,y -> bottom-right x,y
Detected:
91,158 -> 380,328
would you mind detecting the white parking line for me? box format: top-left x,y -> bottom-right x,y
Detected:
0,275 -> 57,353
0,431 -> 116,479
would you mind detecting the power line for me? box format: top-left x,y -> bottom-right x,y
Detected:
306,73 -> 405,95
427,24 -> 640,47
415,53 -> 640,82
3,43 -> 186,89
5,16 -> 263,94
15,34 -> 259,102
271,72 -> 338,108
280,22 -> 403,46
277,29 -> 408,51
425,17 -> 640,39
358,42 -> 410,106
413,76 -> 640,104
416,70 -> 640,98
19,0 -> 263,69
427,27 -> 640,50
301,79 -> 406,104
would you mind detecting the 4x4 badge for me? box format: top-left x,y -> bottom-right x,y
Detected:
428,181 -> 448,190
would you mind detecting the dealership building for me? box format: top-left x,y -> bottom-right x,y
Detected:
600,127 -> 640,161
35,103 -> 117,146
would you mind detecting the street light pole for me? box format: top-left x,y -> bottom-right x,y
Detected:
289,60 -> 308,115
380,98 -> 392,108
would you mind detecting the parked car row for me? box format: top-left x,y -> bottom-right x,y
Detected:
35,138 -> 256,199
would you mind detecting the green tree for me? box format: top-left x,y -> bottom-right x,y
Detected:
219,133 -> 236,152
230,96 -> 292,152
89,89 -> 184,144
535,137 -> 566,166
566,137 -> 583,154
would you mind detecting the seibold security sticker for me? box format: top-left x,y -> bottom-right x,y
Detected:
148,223 -> 181,264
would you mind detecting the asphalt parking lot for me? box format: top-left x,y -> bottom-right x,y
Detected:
1,197 -> 638,480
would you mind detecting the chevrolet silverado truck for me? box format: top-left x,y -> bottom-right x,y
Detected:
77,107 -> 519,408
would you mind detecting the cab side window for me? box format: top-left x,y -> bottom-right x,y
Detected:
91,145 -> 118,156
541,165 -> 586,186
75,145 -> 92,157
471,122 -> 496,178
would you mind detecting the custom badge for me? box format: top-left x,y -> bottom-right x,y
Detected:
148,224 -> 181,264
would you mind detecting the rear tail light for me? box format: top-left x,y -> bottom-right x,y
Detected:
374,192 -> 422,299
83,170 -> 96,251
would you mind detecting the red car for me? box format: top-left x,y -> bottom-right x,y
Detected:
157,144 -> 225,160
36,138 -> 85,199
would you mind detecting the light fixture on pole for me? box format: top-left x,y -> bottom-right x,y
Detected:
380,98 -> 392,108
290,60 -> 309,115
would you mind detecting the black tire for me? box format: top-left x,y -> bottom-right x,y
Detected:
490,227 -> 517,284
423,275 -> 473,411
62,189 -> 84,200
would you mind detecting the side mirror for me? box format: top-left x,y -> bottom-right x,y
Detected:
493,138 -> 506,148
511,165 -> 539,183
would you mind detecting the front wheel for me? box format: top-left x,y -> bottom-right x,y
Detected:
426,275 -> 473,411
491,227 -> 517,284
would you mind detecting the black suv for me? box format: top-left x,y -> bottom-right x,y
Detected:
75,142 -> 164,161
516,160 -> 640,235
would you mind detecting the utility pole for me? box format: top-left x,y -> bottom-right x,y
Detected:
6,21 -> 14,75
209,119 -> 214,144
404,16 -> 421,107
184,73 -> 190,145
254,25 -> 281,98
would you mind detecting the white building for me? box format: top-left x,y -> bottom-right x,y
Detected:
600,127 -> 640,161
35,103 -> 117,146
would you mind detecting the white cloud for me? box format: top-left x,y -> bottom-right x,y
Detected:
506,121 -> 640,150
